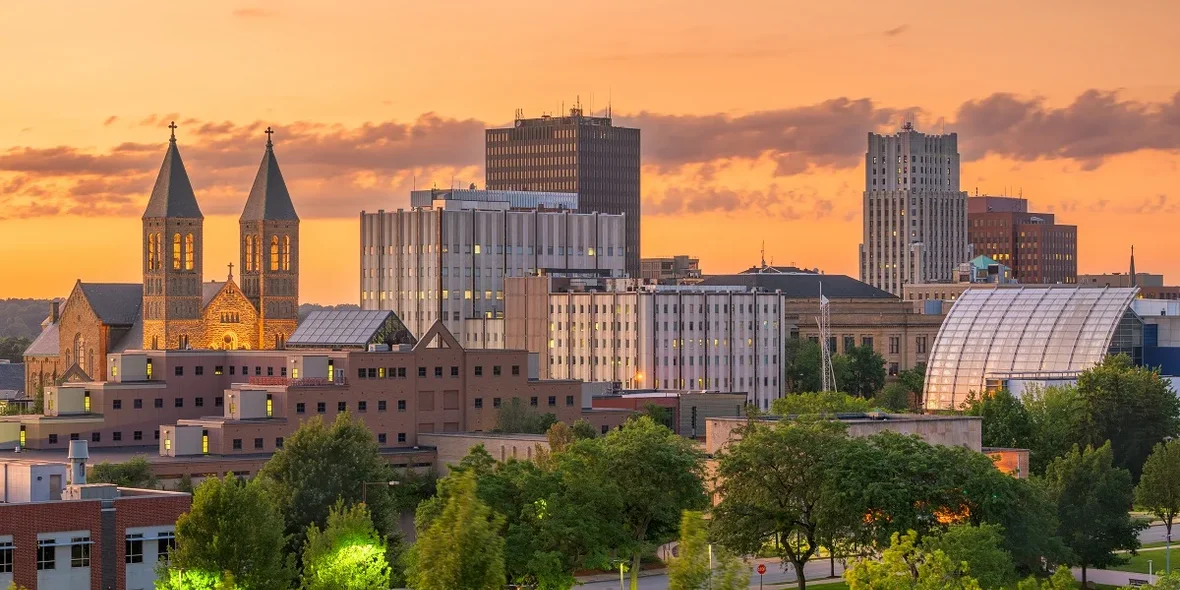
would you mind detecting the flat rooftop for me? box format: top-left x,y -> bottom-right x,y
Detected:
708,413 -> 981,425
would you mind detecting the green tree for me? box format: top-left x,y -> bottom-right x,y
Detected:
642,403 -> 674,430
964,389 -> 1033,450
591,416 -> 707,589
163,474 -> 293,590
783,338 -> 823,393
1137,439 -> 1180,551
0,336 -> 31,363
1022,384 -> 1085,475
495,397 -> 558,434
874,382 -> 911,412
771,391 -> 871,416
1133,572 -> 1180,589
844,531 -> 982,590
410,471 -> 506,590
1075,354 -> 1180,479
897,363 -> 926,397
842,344 -> 887,398
1014,566 -> 1076,590
921,524 -> 1016,590
256,413 -> 396,558
570,418 -> 598,440
668,511 -> 748,590
88,456 -> 158,489
302,501 -> 390,590
1042,442 -> 1144,587
712,419 -> 848,590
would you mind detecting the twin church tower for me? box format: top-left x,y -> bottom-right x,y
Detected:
141,124 -> 300,351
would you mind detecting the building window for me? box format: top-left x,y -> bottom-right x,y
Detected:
71,537 -> 90,568
134,431 -> 143,440
317,402 -> 326,413
888,336 -> 900,355
254,438 -> 264,449
155,398 -> 163,408
888,362 -> 900,376
475,366 -> 483,376
378,433 -> 387,444
548,396 -> 556,407
397,432 -> 406,443
378,400 -> 387,411
296,403 -> 305,414
92,432 -> 100,442
451,366 -> 459,377
493,365 -> 502,376
232,439 -> 242,450
493,397 -> 502,408
530,397 -> 538,407
49,434 -> 58,444
276,437 -> 284,449
358,401 -> 367,412
512,365 -> 520,376
434,366 -> 443,377
175,366 -> 184,376
270,235 -> 280,271
916,336 -> 928,354
111,399 -> 122,411
0,540 -> 12,573
397,400 -> 406,411
215,396 -> 224,407
195,397 -> 204,407
338,401 -> 347,412
172,233 -> 182,269
566,395 -> 575,407
175,398 -> 184,408
474,398 -> 483,409
157,534 -> 176,563
155,430 -> 160,440
418,367 -> 427,378
37,540 -> 55,570
134,398 -> 143,409
195,366 -> 204,376
602,424 -> 609,434
215,365 -> 223,375
113,431 -> 122,442
125,534 -> 144,563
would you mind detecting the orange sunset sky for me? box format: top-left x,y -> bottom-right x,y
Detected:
2,1 -> 1178,304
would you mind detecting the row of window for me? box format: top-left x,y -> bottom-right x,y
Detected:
356,365 -> 520,379
297,400 -> 402,414
231,437 -> 284,450
473,395 -> 575,409
173,365 -> 281,377
48,430 -> 159,444
112,396 -> 224,410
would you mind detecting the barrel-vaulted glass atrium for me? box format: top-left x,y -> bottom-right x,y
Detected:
924,287 -> 1142,410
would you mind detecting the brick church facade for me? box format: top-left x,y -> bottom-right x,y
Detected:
24,125 -> 301,393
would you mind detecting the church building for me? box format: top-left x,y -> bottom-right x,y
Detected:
24,124 -> 301,392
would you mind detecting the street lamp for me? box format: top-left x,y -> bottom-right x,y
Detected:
361,480 -> 400,504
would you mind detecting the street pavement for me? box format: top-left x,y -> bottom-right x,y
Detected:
578,557 -> 846,589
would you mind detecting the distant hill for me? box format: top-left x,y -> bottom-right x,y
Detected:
0,299 -> 53,340
298,303 -> 361,323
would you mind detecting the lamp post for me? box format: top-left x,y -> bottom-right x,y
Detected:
361,480 -> 400,505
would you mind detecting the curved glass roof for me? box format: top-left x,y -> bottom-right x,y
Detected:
924,287 -> 1138,410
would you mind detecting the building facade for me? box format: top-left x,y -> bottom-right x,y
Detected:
640,255 -> 702,284
358,197 -> 625,344
485,106 -> 641,275
967,196 -> 1077,284
860,123 -> 968,295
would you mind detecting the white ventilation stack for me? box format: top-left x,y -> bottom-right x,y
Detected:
67,439 -> 89,485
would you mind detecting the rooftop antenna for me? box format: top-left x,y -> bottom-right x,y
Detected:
608,86 -> 612,118
817,284 -> 836,392
760,241 -> 766,270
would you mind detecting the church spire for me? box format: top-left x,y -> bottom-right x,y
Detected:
1130,245 -> 1137,287
143,122 -> 203,219
240,126 -> 299,222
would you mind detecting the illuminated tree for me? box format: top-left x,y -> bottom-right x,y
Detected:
301,502 -> 390,590
845,531 -> 982,590
410,471 -> 506,590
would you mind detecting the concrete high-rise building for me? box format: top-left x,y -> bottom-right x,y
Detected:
485,105 -> 641,276
641,255 -> 702,284
359,190 -> 625,344
859,123 -> 968,295
967,196 -> 1077,284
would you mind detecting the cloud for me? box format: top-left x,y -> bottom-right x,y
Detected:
232,7 -> 277,19
103,116 -> 118,127
883,24 -> 910,37
644,183 -> 837,221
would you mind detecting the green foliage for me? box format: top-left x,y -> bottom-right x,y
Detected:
165,474 -> 293,590
712,419 -> 849,590
176,473 -> 194,494
1075,354 -> 1180,479
7,581 -> 32,590
965,389 -> 1033,449
0,298 -> 53,340
1137,439 -> 1180,539
669,511 -> 750,590
495,397 -> 558,434
783,338 -> 823,394
897,363 -> 926,396
88,456 -> 158,489
1022,385 -> 1085,475
301,501 -> 390,590
845,530 -> 982,590
410,471 -> 506,590
1132,572 -> 1180,589
842,343 -> 887,398
771,391 -> 871,416
0,336 -> 31,363
922,524 -> 1016,590
642,403 -> 674,429
1042,442 -> 1144,586
155,569 -> 238,590
297,303 -> 360,323
1014,566 -> 1076,590
874,382 -> 911,412
256,413 -> 397,560
570,418 -> 598,440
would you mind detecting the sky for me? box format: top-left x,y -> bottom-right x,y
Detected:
1,0 -> 1178,303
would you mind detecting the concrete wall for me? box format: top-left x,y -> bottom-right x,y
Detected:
419,432 -> 549,476
705,414 -> 982,455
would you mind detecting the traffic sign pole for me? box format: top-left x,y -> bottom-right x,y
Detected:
757,563 -> 767,589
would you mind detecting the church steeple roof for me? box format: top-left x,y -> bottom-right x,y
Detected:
240,127 -> 299,222
142,121 -> 203,219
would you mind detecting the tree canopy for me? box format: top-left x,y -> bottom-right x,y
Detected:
921,524 -> 1016,590
668,511 -> 748,590
845,531 -> 982,590
301,502 -> 391,590
771,391 -> 871,416
410,471 -> 506,590
842,344 -> 887,398
88,455 -> 158,489
1137,439 -> 1180,541
495,397 -> 558,434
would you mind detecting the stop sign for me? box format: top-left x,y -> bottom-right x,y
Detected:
757,564 -> 767,575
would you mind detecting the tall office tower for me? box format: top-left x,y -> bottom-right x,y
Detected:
486,105 -> 641,276
967,196 -> 1078,284
859,123 -> 968,295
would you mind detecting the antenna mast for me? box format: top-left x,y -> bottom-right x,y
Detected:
817,283 -> 837,392
760,241 -> 766,270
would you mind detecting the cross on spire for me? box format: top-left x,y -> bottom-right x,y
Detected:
168,121 -> 178,142
228,262 -> 234,281
264,126 -> 274,149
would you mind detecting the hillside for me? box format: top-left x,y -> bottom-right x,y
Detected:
0,299 -> 52,340
298,303 -> 361,323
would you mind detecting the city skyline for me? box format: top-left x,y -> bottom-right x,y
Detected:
2,1 -> 1180,303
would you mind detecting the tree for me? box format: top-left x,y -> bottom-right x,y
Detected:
410,471 -> 506,590
771,391 -> 870,416
570,418 -> 598,440
0,336 -> 31,363
1042,442 -> 1144,587
1133,572 -> 1180,590
874,382 -> 911,412
669,511 -> 748,590
921,524 -> 1016,590
495,397 -> 558,434
302,502 -> 390,590
88,456 -> 158,489
844,531 -> 982,590
712,418 -> 849,590
964,389 -> 1032,451
842,344 -> 887,398
1075,354 -> 1180,479
642,403 -> 674,430
959,464 -> 1066,575
589,416 -> 707,589
1137,439 -> 1180,551
1014,566 -> 1076,590
897,363 -> 926,397
164,474 -> 293,590
1022,384 -> 1085,475
256,413 -> 396,558
783,338 -> 823,393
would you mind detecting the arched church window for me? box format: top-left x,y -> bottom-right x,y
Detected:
148,233 -> 157,270
156,233 -> 163,268
245,236 -> 254,272
270,236 -> 279,271
254,235 -> 262,271
185,234 -> 195,270
173,234 -> 182,269
74,334 -> 85,371
283,235 -> 291,271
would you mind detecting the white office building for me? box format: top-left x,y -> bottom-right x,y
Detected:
360,190 -> 625,344
860,123 -> 968,295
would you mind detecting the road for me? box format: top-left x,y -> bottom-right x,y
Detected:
579,557 -> 845,589
1141,523 -> 1174,545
